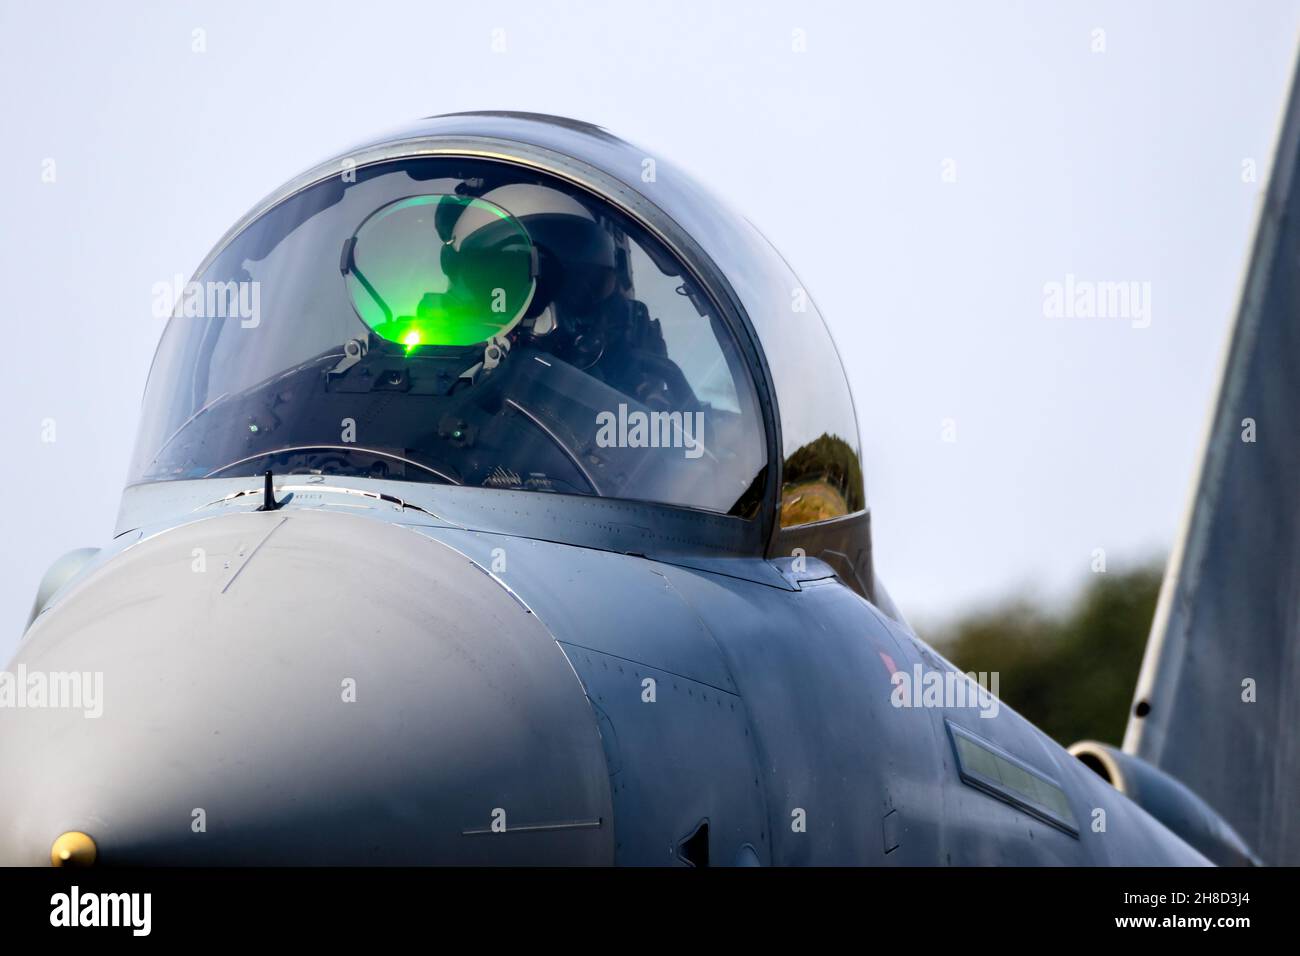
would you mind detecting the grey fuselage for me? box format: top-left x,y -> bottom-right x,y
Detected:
0,475 -> 1207,865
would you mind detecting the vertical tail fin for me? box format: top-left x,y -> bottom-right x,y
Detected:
1125,48 -> 1300,866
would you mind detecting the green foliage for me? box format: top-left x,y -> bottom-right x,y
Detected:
781,433 -> 865,513
934,562 -> 1164,747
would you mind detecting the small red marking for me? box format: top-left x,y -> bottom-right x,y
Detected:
878,651 -> 898,675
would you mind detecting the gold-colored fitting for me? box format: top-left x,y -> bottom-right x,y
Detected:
50,831 -> 97,867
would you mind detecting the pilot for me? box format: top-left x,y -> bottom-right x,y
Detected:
486,185 -> 698,412
335,179 -> 695,487
434,181 -> 697,414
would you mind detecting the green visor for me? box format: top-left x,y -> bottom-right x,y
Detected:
342,194 -> 537,349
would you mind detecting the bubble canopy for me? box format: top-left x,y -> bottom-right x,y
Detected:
129,156 -> 769,517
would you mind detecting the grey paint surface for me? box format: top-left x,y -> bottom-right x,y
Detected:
1,509 -> 613,864
2,479 -> 1214,865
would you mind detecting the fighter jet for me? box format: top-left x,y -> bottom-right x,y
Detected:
3,94 -> 1293,865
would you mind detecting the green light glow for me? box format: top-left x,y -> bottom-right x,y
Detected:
344,194 -> 535,349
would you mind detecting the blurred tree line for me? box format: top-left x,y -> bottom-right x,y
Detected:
932,561 -> 1164,747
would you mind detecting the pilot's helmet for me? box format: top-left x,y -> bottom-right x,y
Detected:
342,183 -> 616,352
476,184 -> 618,323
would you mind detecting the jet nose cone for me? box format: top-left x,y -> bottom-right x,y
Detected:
0,510 -> 611,864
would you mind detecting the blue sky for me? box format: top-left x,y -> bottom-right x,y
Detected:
1,0 -> 1297,658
